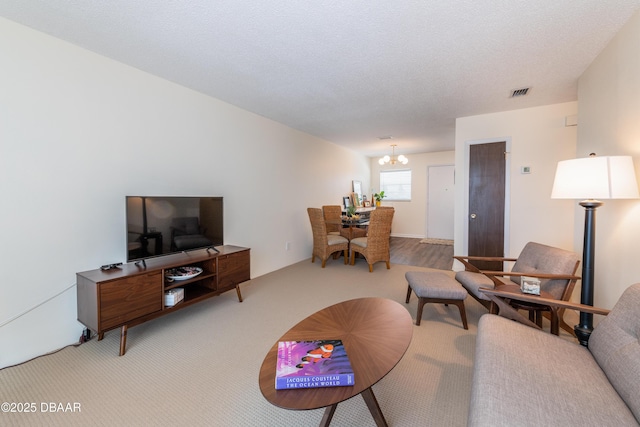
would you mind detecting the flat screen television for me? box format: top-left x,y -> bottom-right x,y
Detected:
126,196 -> 223,262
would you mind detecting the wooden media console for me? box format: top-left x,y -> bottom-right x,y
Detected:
77,245 -> 250,355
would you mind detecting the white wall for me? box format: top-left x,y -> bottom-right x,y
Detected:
0,17 -> 370,368
576,9 -> 640,308
454,102 -> 579,264
370,151 -> 455,237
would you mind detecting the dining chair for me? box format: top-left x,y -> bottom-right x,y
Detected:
322,205 -> 343,235
307,208 -> 349,267
322,205 -> 367,240
349,207 -> 394,272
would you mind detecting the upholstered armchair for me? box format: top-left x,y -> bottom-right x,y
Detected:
454,241 -> 580,334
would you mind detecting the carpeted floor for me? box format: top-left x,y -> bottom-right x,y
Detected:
1,259 -> 485,426
1,250 -> 574,426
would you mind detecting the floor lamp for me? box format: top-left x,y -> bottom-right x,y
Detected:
551,154 -> 639,346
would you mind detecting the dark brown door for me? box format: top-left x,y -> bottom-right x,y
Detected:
468,142 -> 506,271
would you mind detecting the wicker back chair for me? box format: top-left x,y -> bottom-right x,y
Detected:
349,207 -> 395,272
323,205 -> 368,240
322,205 -> 342,235
307,208 -> 349,267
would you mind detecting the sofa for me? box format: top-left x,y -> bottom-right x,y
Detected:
467,283 -> 640,426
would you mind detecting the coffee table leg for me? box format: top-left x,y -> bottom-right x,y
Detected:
319,404 -> 337,427
361,387 -> 389,427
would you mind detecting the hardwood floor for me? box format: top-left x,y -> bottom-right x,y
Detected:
390,236 -> 454,270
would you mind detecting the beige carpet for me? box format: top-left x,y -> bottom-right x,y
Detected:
0,258 -> 554,426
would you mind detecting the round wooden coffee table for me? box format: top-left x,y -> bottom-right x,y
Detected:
259,297 -> 413,427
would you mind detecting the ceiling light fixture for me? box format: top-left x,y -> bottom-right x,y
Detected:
379,144 -> 408,165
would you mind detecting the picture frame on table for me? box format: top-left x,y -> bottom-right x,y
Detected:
352,180 -> 363,206
363,200 -> 371,207
343,196 -> 352,209
350,192 -> 360,207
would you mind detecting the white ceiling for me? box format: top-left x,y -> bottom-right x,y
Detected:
2,1 -> 639,157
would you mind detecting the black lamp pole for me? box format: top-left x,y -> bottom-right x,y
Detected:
141,197 -> 148,234
574,200 -> 603,347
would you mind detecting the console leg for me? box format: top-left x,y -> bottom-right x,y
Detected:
236,285 -> 243,302
119,325 -> 128,356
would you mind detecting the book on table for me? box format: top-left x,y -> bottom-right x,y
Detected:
275,340 -> 355,390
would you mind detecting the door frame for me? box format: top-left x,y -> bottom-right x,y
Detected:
463,137 -> 512,257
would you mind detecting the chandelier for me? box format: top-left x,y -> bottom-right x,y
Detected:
378,144 -> 408,165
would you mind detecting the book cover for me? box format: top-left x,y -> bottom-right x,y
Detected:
275,340 -> 355,390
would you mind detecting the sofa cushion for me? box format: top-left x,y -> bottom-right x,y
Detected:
589,283 -> 640,422
350,236 -> 367,248
454,270 -> 499,301
468,314 -> 638,426
327,234 -> 348,246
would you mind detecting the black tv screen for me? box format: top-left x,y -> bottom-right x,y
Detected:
126,196 -> 223,262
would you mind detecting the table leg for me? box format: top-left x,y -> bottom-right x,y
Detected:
119,325 -> 128,356
361,387 -> 388,427
319,404 -> 337,427
550,307 -> 559,335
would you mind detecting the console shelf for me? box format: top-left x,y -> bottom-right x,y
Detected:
77,245 -> 250,356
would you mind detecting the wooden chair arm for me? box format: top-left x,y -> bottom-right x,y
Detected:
453,256 -> 517,273
482,271 -> 581,281
479,287 -> 611,316
454,255 -> 518,262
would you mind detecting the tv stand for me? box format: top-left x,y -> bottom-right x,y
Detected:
77,245 -> 250,356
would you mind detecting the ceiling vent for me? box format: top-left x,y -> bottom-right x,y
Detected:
510,87 -> 530,98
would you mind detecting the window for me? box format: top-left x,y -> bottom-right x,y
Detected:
380,169 -> 411,201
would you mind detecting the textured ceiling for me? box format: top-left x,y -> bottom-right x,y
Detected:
2,1 -> 639,157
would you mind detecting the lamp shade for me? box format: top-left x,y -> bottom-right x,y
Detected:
551,155 -> 639,200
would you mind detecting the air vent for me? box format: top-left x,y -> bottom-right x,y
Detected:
377,135 -> 394,140
510,87 -> 530,98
